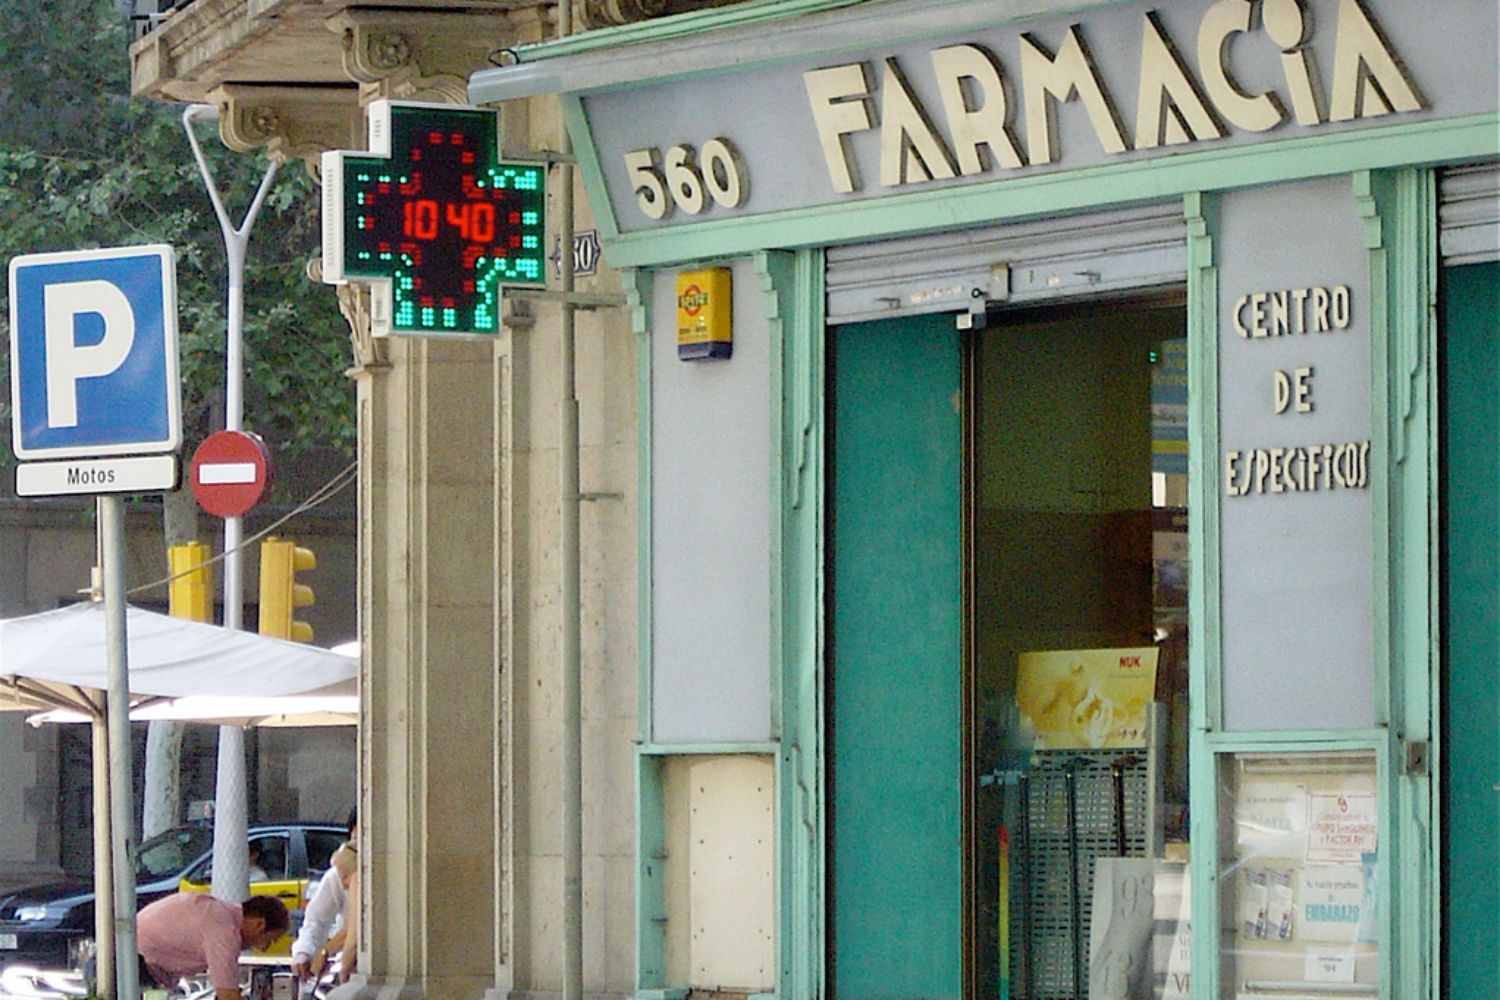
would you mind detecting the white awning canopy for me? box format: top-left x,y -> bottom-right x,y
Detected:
0,602 -> 357,726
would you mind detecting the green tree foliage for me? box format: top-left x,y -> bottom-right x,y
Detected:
0,0 -> 355,470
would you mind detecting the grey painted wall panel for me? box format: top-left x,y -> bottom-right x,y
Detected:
650,261 -> 772,744
1218,178 -> 1375,731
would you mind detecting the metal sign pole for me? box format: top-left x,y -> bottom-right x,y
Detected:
89,513 -> 116,1000
100,495 -> 139,1000
555,5 -> 584,997
90,716 -> 115,999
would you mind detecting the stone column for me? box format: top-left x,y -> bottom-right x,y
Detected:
336,332 -> 506,1000
314,14 -> 550,995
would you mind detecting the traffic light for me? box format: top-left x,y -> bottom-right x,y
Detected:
168,542 -> 213,623
259,537 -> 316,642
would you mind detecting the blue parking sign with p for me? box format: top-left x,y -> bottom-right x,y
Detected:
9,245 -> 180,460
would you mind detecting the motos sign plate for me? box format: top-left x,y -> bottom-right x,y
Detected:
8,245 -> 180,495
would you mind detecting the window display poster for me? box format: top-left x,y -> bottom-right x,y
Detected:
1239,868 -> 1270,939
1356,852 -> 1378,944
1306,792 -> 1377,862
1298,865 -> 1366,943
1234,781 -> 1307,858
1221,755 -> 1379,993
1016,647 -> 1160,749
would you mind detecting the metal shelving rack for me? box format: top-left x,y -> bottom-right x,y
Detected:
1008,705 -> 1167,1000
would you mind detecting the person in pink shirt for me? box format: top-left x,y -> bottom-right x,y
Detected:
136,892 -> 289,1000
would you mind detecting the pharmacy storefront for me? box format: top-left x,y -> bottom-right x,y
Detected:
473,1 -> 1497,997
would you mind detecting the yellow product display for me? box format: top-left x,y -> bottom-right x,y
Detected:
1016,647 -> 1160,749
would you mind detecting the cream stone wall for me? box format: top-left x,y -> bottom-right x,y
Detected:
506,94 -> 640,999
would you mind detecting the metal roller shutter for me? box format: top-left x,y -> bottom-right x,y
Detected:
1440,163 -> 1500,266
826,201 -> 1187,326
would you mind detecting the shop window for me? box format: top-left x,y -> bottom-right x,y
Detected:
1217,751 -> 1380,996
969,301 -> 1189,999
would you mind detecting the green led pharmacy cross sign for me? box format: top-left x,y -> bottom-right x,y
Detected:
321,101 -> 546,337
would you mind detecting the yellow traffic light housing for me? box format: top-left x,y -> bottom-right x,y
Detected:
259,537 -> 316,642
168,542 -> 214,623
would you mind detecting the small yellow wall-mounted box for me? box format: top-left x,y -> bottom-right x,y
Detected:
676,267 -> 733,361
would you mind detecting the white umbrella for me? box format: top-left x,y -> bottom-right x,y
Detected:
0,601 -> 359,993
0,602 -> 357,718
24,695 -> 356,728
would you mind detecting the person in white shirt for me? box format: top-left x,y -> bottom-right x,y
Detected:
290,844 -> 355,984
246,843 -> 269,884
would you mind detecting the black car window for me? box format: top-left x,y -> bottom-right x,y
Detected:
137,827 -> 214,880
304,831 -> 345,875
187,833 -> 291,885
250,834 -> 289,880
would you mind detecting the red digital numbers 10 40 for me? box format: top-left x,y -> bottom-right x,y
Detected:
402,199 -> 497,242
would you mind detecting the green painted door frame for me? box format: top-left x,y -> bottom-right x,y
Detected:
590,33 -> 1487,998
1184,169 -> 1440,999
610,66 -> 1478,996
630,251 -> 828,1000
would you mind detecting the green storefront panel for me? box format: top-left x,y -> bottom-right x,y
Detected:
1442,260 -> 1500,997
830,314 -> 963,998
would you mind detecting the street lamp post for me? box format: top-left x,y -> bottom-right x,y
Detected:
182,104 -> 279,904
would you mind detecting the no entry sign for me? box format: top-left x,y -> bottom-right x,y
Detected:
190,430 -> 272,518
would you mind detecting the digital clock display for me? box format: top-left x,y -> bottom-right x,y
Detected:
324,102 -> 545,337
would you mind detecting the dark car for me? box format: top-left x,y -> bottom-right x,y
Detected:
0,822 -> 346,973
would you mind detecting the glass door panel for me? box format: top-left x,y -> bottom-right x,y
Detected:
969,302 -> 1191,999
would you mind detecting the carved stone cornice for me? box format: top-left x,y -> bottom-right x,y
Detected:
131,0 -> 285,102
132,1 -> 552,104
582,0 -> 740,29
582,0 -> 667,28
337,282 -> 393,377
304,257 -> 392,376
331,7 -> 550,102
208,84 -> 363,166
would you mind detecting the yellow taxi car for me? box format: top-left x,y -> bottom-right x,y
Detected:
175,823 -> 347,956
